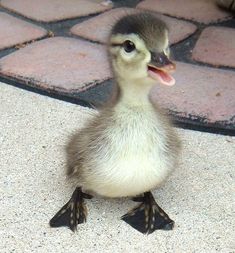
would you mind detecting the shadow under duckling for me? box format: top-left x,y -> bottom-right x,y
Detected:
50,12 -> 181,234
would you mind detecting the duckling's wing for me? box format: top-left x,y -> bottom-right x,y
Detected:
65,130 -> 86,177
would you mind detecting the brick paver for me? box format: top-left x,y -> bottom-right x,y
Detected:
0,37 -> 111,92
0,0 -> 112,22
192,26 -> 235,68
71,8 -> 197,45
0,1 -> 234,132
151,62 -> 235,126
137,0 -> 232,24
0,12 -> 47,50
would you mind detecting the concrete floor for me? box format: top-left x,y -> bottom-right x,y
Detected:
0,82 -> 234,253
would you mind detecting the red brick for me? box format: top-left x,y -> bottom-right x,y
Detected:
0,37 -> 111,92
137,0 -> 232,24
1,0 -> 112,22
150,62 -> 235,124
71,8 -> 197,45
192,26 -> 235,68
0,12 -> 47,50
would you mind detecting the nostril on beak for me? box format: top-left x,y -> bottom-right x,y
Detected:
150,51 -> 176,72
151,52 -> 174,68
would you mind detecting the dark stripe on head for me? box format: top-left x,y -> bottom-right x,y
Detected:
111,12 -> 168,51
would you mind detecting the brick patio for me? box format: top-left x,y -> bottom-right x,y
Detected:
0,0 -> 234,132
1,0 -> 112,22
0,37 -> 111,92
192,26 -> 235,68
70,8 -> 197,44
137,0 -> 232,24
0,12 -> 47,50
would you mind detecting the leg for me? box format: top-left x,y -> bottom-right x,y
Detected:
49,187 -> 92,232
121,191 -> 174,234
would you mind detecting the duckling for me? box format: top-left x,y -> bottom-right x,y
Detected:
50,12 -> 181,234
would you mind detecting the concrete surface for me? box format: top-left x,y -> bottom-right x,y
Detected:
0,82 -> 235,253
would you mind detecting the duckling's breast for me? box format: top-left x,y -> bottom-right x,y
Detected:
81,105 -> 177,198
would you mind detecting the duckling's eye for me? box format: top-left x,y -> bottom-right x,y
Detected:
123,40 -> 135,53
158,55 -> 164,64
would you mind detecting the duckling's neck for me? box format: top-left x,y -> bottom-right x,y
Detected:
116,76 -> 153,107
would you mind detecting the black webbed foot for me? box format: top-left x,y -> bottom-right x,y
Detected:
122,192 -> 174,234
49,187 -> 92,232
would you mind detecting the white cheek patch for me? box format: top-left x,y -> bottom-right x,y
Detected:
111,33 -> 153,80
111,33 -> 149,63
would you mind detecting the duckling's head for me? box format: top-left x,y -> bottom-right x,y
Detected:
109,12 -> 175,86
